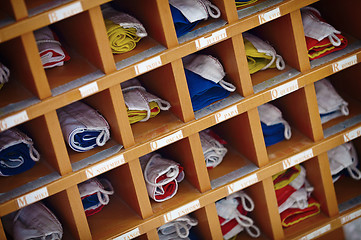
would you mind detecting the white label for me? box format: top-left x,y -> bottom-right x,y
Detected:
270,79 -> 299,100
79,82 -> 99,97
214,106 -> 239,123
332,55 -> 357,73
344,126 -> 361,142
299,224 -> 331,240
134,56 -> 162,75
163,200 -> 201,223
195,29 -> 227,50
227,173 -> 258,194
48,1 -> 83,23
113,228 -> 140,240
86,154 -> 125,179
17,187 -> 49,208
150,130 -> 183,151
282,149 -> 314,170
341,209 -> 361,224
259,7 -> 281,24
0,110 -> 29,131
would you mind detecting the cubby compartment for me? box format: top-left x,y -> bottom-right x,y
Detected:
140,135 -> 210,215
1,186 -> 88,239
81,162 -> 152,240
319,64 -> 361,139
245,11 -> 309,93
217,179 -> 282,240
0,34 -> 50,118
0,111 -> 71,209
332,138 -> 361,214
205,109 -> 267,189
188,37 -> 253,119
123,61 -> 194,145
282,156 -> 338,239
102,0 -> 172,71
0,1 -> 16,28
55,89 -> 126,172
40,6 -> 114,96
260,85 -> 321,163
167,0 -> 229,44
303,0 -> 361,69
25,0 -> 73,17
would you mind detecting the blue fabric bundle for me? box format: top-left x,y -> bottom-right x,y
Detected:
170,5 -> 201,37
0,128 -> 40,176
185,69 -> 231,111
261,122 -> 286,147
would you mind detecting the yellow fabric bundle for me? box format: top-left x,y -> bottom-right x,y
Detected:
127,101 -> 161,124
244,38 -> 277,74
105,19 -> 141,54
235,0 -> 258,7
272,165 -> 301,190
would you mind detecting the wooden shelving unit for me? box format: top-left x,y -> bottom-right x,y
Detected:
1,0 -> 361,239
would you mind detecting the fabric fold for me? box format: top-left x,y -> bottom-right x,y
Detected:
78,177 -> 114,216
34,26 -> 70,69
0,128 -> 40,176
301,7 -> 348,60
183,54 -> 236,111
140,153 -> 184,202
170,0 -> 221,37
158,215 -> 198,240
102,4 -> 148,54
121,78 -> 171,124
315,78 -> 349,124
0,62 -> 10,90
235,0 -> 258,7
199,129 -> 227,168
258,103 -> 291,146
3,202 -> 63,240
243,32 -> 285,74
57,101 -> 111,152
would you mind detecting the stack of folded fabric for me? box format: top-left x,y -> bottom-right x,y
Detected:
139,152 -> 185,202
243,32 -> 286,74
3,202 -> 63,240
327,142 -> 361,182
273,164 -> 321,227
78,177 -> 114,216
34,26 -> 70,69
314,78 -> 349,124
0,62 -> 10,90
121,78 -> 171,124
0,128 -> 40,176
301,7 -> 348,60
158,215 -> 198,240
169,0 -> 221,37
57,101 -> 111,152
199,129 -> 227,168
102,4 -> 148,54
235,0 -> 258,7
258,103 -> 291,147
183,54 -> 236,111
216,191 -> 260,239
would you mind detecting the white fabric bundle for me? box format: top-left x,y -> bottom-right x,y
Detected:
34,26 -> 68,69
139,153 -> 185,202
3,202 -> 63,240
301,7 -> 342,47
158,215 -> 198,240
314,78 -> 349,124
57,101 -> 110,152
169,0 -> 221,23
243,32 -> 285,71
121,78 -> 171,122
199,130 -> 227,168
0,62 -> 10,85
183,54 -> 236,92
